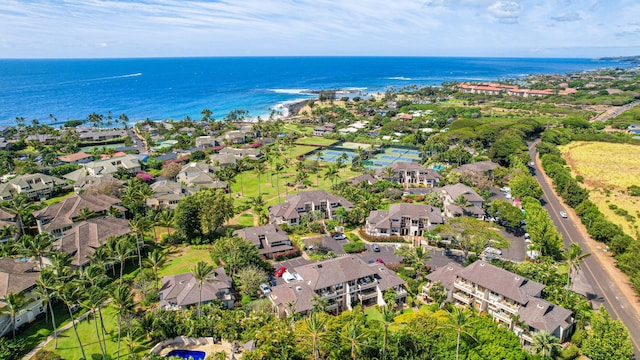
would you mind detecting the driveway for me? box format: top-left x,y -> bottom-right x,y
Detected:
302,235 -> 346,255
358,243 -> 403,265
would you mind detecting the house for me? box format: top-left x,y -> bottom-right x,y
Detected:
376,162 -> 440,188
77,129 -> 126,142
269,190 -> 353,226
63,154 -> 141,182
0,138 -> 12,151
176,162 -> 228,191
195,136 -> 219,148
58,152 -> 94,165
209,153 -> 237,167
365,203 -> 443,237
423,261 -> 574,344
26,134 -> 58,145
233,224 -> 294,259
349,174 -> 379,186
158,268 -> 235,310
312,123 -> 336,136
53,217 -> 130,268
0,208 -> 21,242
452,161 -> 500,178
71,174 -> 124,194
0,259 -> 45,337
441,183 -> 485,219
147,180 -> 195,210
218,147 -> 263,161
0,174 -> 70,201
32,194 -> 125,238
269,256 -> 407,317
218,130 -> 248,145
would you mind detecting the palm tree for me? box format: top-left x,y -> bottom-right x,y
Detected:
158,209 -> 174,238
394,245 -> 431,279
531,330 -> 560,359
36,269 -> 60,348
112,284 -> 135,359
17,232 -> 54,270
323,164 -> 339,188
301,312 -> 327,360
76,206 -> 96,221
128,215 -> 151,290
383,166 -> 395,181
109,236 -> 135,281
2,292 -> 26,339
58,281 -> 87,360
192,261 -> 214,317
342,319 -> 367,360
144,249 -> 166,292
235,157 -> 248,195
379,306 -> 396,360
274,162 -> 286,202
564,243 -> 590,299
254,162 -> 267,197
81,286 -> 108,359
443,307 -> 479,360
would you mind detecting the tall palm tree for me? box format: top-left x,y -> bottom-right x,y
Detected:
2,292 -> 26,339
531,330 -> 560,359
394,245 -> 431,279
158,209 -> 174,239
58,280 -> 87,360
564,243 -> 590,299
274,162 -> 286,202
379,306 -> 396,360
36,269 -> 60,348
191,261 -> 214,317
108,236 -> 135,281
254,162 -> 267,197
128,215 -> 151,290
76,206 -> 96,221
235,157 -> 248,195
112,284 -> 135,359
443,307 -> 479,360
301,312 -> 327,360
81,286 -> 108,359
144,249 -> 166,292
17,232 -> 54,270
323,164 -> 339,188
342,319 -> 367,360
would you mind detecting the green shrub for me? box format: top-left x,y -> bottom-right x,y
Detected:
37,328 -> 51,337
343,242 -> 366,253
35,350 -> 63,360
628,185 -> 640,196
560,345 -> 580,360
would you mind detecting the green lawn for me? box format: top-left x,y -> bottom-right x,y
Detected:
158,246 -> 214,278
283,123 -> 314,135
364,307 -> 383,322
237,213 -> 256,227
296,137 -> 338,146
43,191 -> 75,206
43,305 -> 151,359
287,145 -> 318,159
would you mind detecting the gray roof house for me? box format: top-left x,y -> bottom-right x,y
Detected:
423,260 -> 574,345
366,203 -> 443,237
218,147 -> 263,161
376,162 -> 440,188
158,267 -> 234,310
233,224 -> 294,259
147,180 -> 196,210
269,190 -> 353,226
33,194 -> 125,238
441,183 -> 485,219
71,174 -> 124,194
0,208 -> 21,242
453,160 -> 500,175
176,162 -> 228,191
63,154 -> 141,182
269,256 -> 407,317
0,173 -> 70,201
53,217 -> 130,267
0,259 -> 45,337
349,174 -> 379,186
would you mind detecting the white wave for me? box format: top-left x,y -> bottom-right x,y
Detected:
56,73 -> 142,85
387,76 -> 412,81
269,88 -> 312,94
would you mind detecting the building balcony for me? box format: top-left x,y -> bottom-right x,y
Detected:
320,289 -> 345,300
357,279 -> 377,290
453,291 -> 472,304
358,291 -> 378,301
495,298 -> 520,312
454,280 -> 474,293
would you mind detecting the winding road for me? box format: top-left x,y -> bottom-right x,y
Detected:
529,142 -> 640,357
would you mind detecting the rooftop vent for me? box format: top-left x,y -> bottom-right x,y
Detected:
514,276 -> 520,281
317,264 -> 323,268
480,263 -> 485,267
296,286 -> 302,292
537,303 -> 545,309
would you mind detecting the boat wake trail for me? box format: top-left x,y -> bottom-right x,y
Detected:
56,73 -> 142,85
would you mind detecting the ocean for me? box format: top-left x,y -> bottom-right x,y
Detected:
0,56 -> 629,127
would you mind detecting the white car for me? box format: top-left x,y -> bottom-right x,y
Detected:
283,271 -> 297,283
259,283 -> 271,295
505,193 -> 512,199
485,247 -> 502,255
560,211 -> 568,218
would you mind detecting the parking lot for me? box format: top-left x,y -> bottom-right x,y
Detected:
358,243 -> 403,265
302,235 -> 347,255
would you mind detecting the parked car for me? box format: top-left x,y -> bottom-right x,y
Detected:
269,279 -> 277,287
376,258 -> 385,264
283,271 -> 297,283
259,283 -> 271,295
332,233 -> 347,240
485,247 -> 502,255
560,211 -> 568,218
372,243 -> 380,252
444,248 -> 452,256
274,266 -> 286,277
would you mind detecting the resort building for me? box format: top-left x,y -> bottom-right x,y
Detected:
452,161 -> 500,178
77,129 -> 127,142
0,259 -> 45,338
0,208 -> 21,242
0,173 -> 70,201
233,224 -> 294,260
176,162 -> 228,191
375,162 -> 440,188
312,123 -> 336,136
159,268 -> 235,310
71,174 -> 124,194
63,154 -> 141,182
365,203 -> 443,237
269,256 -> 407,317
268,190 -> 353,226
58,151 -> 94,165
218,147 -> 263,161
53,217 -> 131,268
147,180 -> 196,210
440,183 -> 485,219
423,261 -> 574,345
32,194 -> 125,238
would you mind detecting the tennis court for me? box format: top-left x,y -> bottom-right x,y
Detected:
317,143 -> 422,169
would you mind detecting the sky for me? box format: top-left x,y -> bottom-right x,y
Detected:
1,0 -> 639,59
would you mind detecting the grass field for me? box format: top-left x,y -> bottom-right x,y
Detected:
158,246 -> 214,278
296,137 -> 338,146
560,141 -> 640,236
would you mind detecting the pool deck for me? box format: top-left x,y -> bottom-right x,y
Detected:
158,341 -> 236,358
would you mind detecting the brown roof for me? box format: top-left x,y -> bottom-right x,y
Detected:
349,174 -> 379,186
58,152 -> 93,163
54,217 -> 130,266
441,183 -> 484,203
367,203 -> 443,229
455,261 -> 544,304
453,161 -> 500,174
158,268 -> 233,307
517,297 -> 573,334
33,194 -> 124,232
0,259 -> 39,308
426,262 -> 463,290
233,224 -> 293,256
269,190 -> 353,221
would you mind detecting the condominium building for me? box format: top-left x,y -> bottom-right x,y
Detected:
269,190 -> 353,226
375,162 -> 440,188
365,203 -> 443,237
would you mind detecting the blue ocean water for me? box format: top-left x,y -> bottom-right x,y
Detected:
0,57 -> 628,126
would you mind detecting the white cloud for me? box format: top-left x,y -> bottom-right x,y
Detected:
487,1 -> 522,24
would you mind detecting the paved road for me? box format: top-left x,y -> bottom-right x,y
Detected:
529,142 -> 640,356
591,100 -> 640,122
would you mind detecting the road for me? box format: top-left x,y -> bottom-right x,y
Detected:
591,99 -> 640,122
528,142 -> 640,356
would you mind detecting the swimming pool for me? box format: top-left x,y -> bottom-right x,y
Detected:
166,349 -> 206,360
